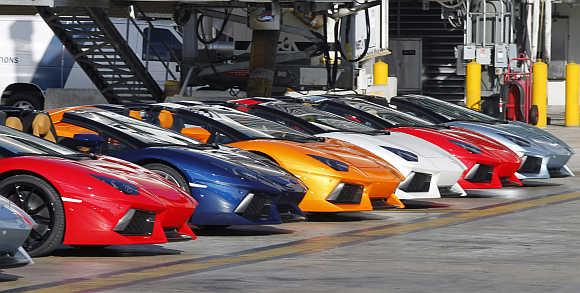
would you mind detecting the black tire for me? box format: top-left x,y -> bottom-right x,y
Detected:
143,163 -> 190,194
0,175 -> 65,257
4,92 -> 44,110
529,105 -> 539,126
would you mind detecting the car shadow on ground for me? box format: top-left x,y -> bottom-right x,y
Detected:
193,225 -> 294,237
520,180 -> 562,187
51,245 -> 182,257
305,212 -> 385,222
399,200 -> 450,209
0,272 -> 21,282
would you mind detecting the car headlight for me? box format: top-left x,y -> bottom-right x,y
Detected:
308,154 -> 349,171
449,139 -> 482,154
381,146 -> 419,162
498,133 -> 532,147
92,174 -> 139,195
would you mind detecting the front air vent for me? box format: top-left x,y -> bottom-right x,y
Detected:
235,193 -> 274,221
519,156 -> 543,174
114,209 -> 155,236
399,172 -> 432,193
327,183 -> 364,204
465,164 -> 494,183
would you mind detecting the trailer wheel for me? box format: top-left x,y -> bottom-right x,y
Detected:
5,92 -> 44,110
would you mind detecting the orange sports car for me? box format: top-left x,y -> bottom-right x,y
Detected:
95,103 -> 406,212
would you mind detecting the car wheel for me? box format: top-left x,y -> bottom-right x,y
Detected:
143,163 -> 190,194
0,175 -> 65,257
5,92 -> 44,110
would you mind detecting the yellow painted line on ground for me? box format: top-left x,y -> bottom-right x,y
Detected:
13,191 -> 580,293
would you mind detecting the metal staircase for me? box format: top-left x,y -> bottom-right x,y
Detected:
37,7 -> 164,104
390,1 -> 465,103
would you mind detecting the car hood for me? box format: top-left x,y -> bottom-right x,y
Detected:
248,138 -> 386,169
77,156 -> 196,205
445,121 -> 572,156
148,146 -> 307,192
327,131 -> 453,158
300,141 -> 389,169
398,126 -> 520,161
500,121 -> 574,153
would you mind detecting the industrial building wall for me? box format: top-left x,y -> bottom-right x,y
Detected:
553,6 -> 580,63
546,5 -> 580,106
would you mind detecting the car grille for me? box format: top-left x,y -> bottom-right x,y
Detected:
327,183 -> 364,204
465,164 -> 494,183
519,156 -> 543,174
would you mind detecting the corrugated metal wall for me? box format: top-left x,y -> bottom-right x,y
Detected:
390,0 -> 465,102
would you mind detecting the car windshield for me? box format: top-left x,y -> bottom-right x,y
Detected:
0,126 -> 80,156
208,108 -> 317,141
267,103 -> 377,133
405,96 -> 501,123
76,110 -> 201,146
343,99 -> 434,126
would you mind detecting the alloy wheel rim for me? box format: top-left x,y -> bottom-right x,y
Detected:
152,170 -> 187,191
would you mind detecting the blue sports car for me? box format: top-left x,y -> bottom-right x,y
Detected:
49,107 -> 307,227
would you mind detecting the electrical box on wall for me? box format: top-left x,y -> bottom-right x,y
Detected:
385,38 -> 423,92
463,44 -> 476,60
494,44 -> 508,68
476,47 -> 492,65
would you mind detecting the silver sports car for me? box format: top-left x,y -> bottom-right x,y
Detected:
0,195 -> 34,269
381,94 -> 574,179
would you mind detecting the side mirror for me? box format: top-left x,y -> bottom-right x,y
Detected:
181,127 -> 211,143
73,133 -> 104,147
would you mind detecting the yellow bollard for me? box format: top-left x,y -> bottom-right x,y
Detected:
565,62 -> 580,126
373,60 -> 389,85
532,60 -> 548,127
466,60 -> 482,111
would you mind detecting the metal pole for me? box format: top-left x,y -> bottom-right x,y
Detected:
145,22 -> 152,70
247,1 -> 281,98
181,9 -> 198,92
466,0 -> 472,44
482,0 -> 487,47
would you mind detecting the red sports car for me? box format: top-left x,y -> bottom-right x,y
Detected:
0,125 -> 197,256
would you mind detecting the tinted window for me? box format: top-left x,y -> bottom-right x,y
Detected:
404,96 -> 500,123
203,108 -> 316,141
266,103 -> 375,132
342,100 -> 433,126
73,110 -> 200,146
